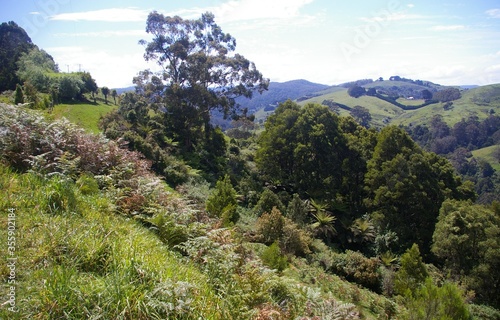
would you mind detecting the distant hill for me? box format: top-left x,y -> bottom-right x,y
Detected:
297,81 -> 500,128
114,86 -> 135,95
236,79 -> 329,112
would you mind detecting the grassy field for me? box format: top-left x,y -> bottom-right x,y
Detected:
472,145 -> 500,172
45,99 -> 117,134
299,87 -> 406,127
298,83 -> 500,128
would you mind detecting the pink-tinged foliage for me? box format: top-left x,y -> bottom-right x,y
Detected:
0,103 -> 151,180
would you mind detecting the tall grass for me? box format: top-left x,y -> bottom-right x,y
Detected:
0,166 -> 223,319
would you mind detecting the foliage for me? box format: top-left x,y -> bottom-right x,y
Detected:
0,21 -> 34,91
349,105 -> 372,128
206,174 -> 239,226
329,250 -> 381,291
432,199 -> 500,307
16,46 -> 58,92
256,207 -> 285,245
261,241 -> 288,272
101,86 -> 110,104
253,188 -> 285,216
58,73 -> 85,101
433,87 -> 461,102
365,126 -> 473,254
403,278 -> 470,320
14,83 -> 23,104
256,101 -> 348,201
394,244 -> 428,297
286,193 -> 309,225
347,85 -> 366,98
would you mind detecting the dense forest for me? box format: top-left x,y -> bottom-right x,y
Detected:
1,12 -> 500,319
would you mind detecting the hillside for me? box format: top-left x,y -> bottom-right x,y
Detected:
236,79 -> 329,112
296,82 -> 500,128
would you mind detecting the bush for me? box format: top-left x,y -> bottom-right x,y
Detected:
394,244 -> 428,297
280,218 -> 312,256
331,250 -> 381,291
253,188 -> 285,216
206,174 -> 239,226
261,241 -> 288,272
404,279 -> 470,320
256,207 -> 285,244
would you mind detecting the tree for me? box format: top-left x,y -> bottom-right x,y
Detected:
256,102 -> 348,201
16,47 -> 58,92
79,72 -> 98,101
206,174 -> 238,226
253,188 -> 285,216
433,87 -> 461,102
111,89 -> 118,104
406,279 -> 470,320
432,200 -> 500,306
347,85 -> 366,98
139,11 -> 268,142
58,74 -> 84,101
0,21 -> 34,91
101,86 -> 110,104
365,126 -> 473,254
350,105 -> 372,128
394,244 -> 428,296
14,83 -> 23,104
421,89 -> 433,100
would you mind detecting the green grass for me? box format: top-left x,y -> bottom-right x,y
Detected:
0,166 -> 223,319
472,145 -> 500,172
298,83 -> 500,128
299,87 -> 405,127
46,100 -> 117,134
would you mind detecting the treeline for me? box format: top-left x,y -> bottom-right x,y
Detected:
0,21 -> 115,108
405,114 -> 500,203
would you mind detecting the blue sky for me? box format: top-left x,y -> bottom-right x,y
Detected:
1,0 -> 500,88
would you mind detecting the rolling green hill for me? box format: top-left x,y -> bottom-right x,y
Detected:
472,145 -> 500,172
297,83 -> 500,128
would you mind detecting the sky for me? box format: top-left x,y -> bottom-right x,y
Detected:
1,0 -> 500,88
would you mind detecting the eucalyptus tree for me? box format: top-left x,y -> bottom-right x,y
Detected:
139,11 -> 268,148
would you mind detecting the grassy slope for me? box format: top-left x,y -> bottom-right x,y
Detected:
298,83 -> 500,128
0,166 -> 222,319
472,145 -> 500,172
299,87 -> 405,127
46,99 -> 117,134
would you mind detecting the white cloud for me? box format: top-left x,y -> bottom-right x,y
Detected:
430,25 -> 465,31
211,0 -> 314,23
45,46 -> 155,88
407,4 -> 415,8
360,13 -> 424,23
485,8 -> 500,18
29,12 -> 41,15
50,8 -> 148,22
54,30 -> 146,38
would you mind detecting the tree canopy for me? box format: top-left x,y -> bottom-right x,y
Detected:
0,21 -> 34,91
139,11 -> 268,125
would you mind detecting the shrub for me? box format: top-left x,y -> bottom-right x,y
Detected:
256,207 -> 285,244
394,244 -> 428,297
14,83 -> 23,104
261,241 -> 288,272
254,188 -> 285,216
286,193 -> 308,225
206,174 -> 239,226
405,278 -> 470,320
280,218 -> 312,256
331,250 -> 381,291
